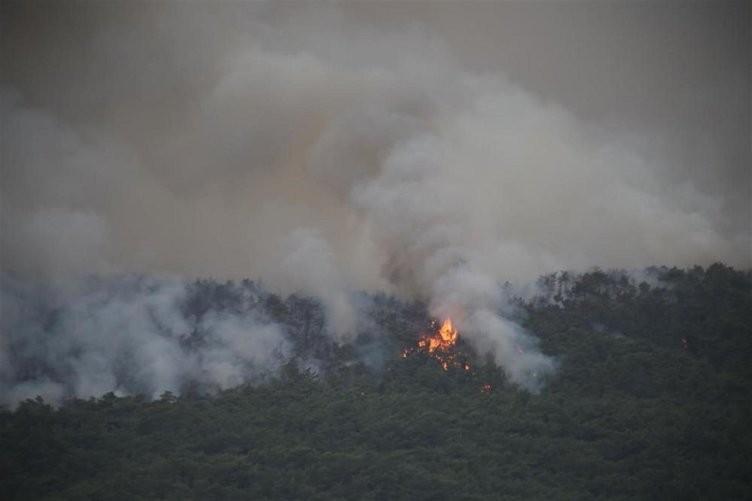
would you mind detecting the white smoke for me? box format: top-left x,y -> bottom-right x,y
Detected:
1,3 -> 748,398
0,276 -> 289,407
313,117 -> 558,389
278,228 -> 356,340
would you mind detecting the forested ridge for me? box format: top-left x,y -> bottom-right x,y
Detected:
2,264 -> 751,500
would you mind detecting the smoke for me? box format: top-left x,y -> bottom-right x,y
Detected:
1,2 -> 749,399
278,228 -> 355,341
0,275 -> 289,407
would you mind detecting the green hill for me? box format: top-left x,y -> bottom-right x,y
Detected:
2,264 -> 750,500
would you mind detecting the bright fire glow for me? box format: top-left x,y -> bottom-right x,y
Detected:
419,318 -> 458,352
402,318 -> 467,371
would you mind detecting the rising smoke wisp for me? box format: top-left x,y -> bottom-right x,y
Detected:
1,2 -> 749,403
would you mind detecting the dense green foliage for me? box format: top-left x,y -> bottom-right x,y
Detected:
2,264 -> 751,500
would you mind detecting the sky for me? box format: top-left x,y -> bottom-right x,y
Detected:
1,0 -> 749,290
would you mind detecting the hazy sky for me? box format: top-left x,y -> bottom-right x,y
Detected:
1,1 -> 749,290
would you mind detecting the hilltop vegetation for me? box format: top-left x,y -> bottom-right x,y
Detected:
2,264 -> 751,499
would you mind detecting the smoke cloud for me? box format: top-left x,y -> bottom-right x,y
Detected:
1,2 -> 749,400
278,228 -> 356,340
0,275 -> 289,407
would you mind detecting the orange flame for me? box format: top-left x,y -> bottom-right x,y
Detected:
419,318 -> 458,353
403,317 -> 467,372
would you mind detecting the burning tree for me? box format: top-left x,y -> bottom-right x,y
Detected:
402,318 -> 472,372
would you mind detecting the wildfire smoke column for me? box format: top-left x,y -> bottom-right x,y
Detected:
311,121 -> 557,390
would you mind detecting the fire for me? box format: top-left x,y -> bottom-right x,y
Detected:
419,318 -> 458,352
402,317 -> 467,371
402,318 -> 495,392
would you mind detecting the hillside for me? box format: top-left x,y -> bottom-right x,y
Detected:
2,264 -> 751,499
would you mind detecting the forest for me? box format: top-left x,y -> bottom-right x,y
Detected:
2,264 -> 751,500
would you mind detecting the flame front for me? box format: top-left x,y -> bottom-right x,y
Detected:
403,317 -> 466,371
418,318 -> 458,353
438,318 -> 458,346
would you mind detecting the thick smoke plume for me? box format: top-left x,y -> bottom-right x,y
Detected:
0,275 -> 288,406
1,2 -> 749,402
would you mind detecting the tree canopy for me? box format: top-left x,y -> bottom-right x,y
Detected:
2,264 -> 751,500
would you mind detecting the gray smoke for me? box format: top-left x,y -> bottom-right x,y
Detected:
0,275 -> 289,407
1,2 -> 749,399
278,228 -> 356,341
